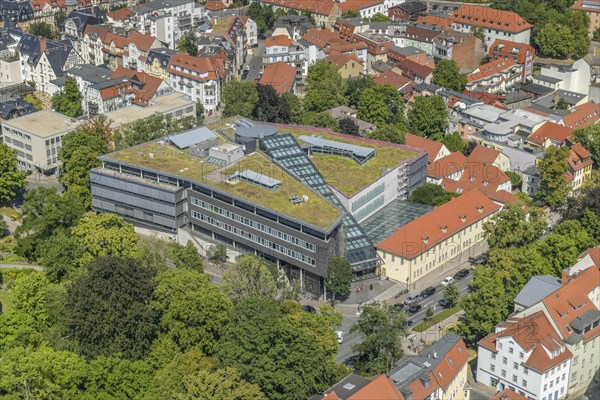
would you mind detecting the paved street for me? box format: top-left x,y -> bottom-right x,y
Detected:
243,40 -> 265,82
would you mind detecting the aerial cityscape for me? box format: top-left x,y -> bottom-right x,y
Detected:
0,0 -> 598,398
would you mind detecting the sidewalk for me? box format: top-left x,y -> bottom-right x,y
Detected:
403,310 -> 464,355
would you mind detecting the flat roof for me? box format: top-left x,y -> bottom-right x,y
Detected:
104,138 -> 343,230
105,92 -> 194,127
279,126 -> 421,197
169,126 -> 217,149
3,109 -> 81,138
361,200 -> 432,243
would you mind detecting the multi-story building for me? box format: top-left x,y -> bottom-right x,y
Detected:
63,8 -> 106,56
532,59 -> 591,96
262,35 -> 306,76
502,145 -> 544,196
405,133 -> 450,164
433,29 -> 485,72
63,63 -> 112,113
145,47 -> 178,80
388,0 -> 426,21
167,52 -> 225,114
122,32 -> 162,72
468,145 -> 511,172
478,109 -> 549,144
259,62 -> 297,94
0,48 -> 22,86
324,51 -> 363,79
274,15 -> 314,42
387,45 -> 431,66
449,5 -> 532,48
458,104 -> 505,139
391,23 -> 442,55
205,16 -> 247,78
395,58 -> 433,84
376,189 -> 501,288
571,0 -> 600,36
0,0 -> 34,25
244,17 -> 258,47
567,143 -> 594,192
560,101 -> 600,130
488,39 -> 535,81
467,59 -> 523,94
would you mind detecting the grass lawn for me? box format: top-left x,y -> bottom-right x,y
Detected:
280,128 -> 419,196
412,305 -> 462,332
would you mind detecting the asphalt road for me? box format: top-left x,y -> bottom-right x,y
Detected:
336,272 -> 474,364
243,41 -> 265,82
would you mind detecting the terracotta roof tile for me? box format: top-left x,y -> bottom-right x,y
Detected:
433,339 -> 469,390
488,39 -> 535,64
468,145 -> 502,165
325,50 -> 363,70
259,62 -> 297,94
488,190 -> 524,207
168,52 -> 225,81
567,143 -> 593,172
492,389 -> 529,400
562,101 -> 600,129
266,34 -> 292,48
406,370 -> 439,400
395,58 -> 433,79
348,375 -> 403,399
127,31 -> 157,52
467,59 -> 520,82
427,152 -> 467,179
106,8 -> 134,20
528,122 -> 573,145
373,70 -> 410,90
450,5 -> 532,33
405,133 -> 444,163
415,15 -> 450,29
376,189 -> 501,259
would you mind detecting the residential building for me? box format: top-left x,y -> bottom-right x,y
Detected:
376,189 -> 500,287
392,24 -> 442,55
63,63 -> 112,112
479,109 -> 549,145
167,52 -> 225,114
326,106 -> 376,136
439,157 -> 512,197
205,16 -> 247,78
468,145 -> 511,172
387,45 -> 430,66
492,389 -> 529,400
301,28 -> 368,69
63,9 -> 106,55
373,69 -> 411,91
426,151 -> 467,184
0,0 -> 34,25
502,145 -> 544,196
245,17 -> 258,47
433,29 -> 485,72
532,59 -> 592,96
395,58 -> 433,84
488,39 -> 535,80
316,374 -> 402,400
415,15 -> 451,29
405,133 -> 450,164
458,104 -> 505,139
122,32 -> 162,72
0,98 -> 36,121
145,47 -> 178,80
262,35 -> 306,76
527,121 -> 573,148
351,32 -> 393,73
259,62 -> 297,94
388,1 -> 426,21
477,311 -> 573,399
325,51 -> 363,79
571,0 -> 600,36
513,275 -> 562,313
0,47 -> 22,86
567,143 -> 594,192
560,101 -> 599,129
274,15 -> 314,42
449,5 -> 532,48
466,59 -> 523,94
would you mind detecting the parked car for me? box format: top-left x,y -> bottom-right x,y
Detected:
454,269 -> 470,280
407,304 -> 422,314
393,303 -> 405,311
336,331 -> 344,344
441,277 -> 454,286
404,294 -> 419,305
420,287 -> 436,298
303,305 -> 316,313
439,298 -> 453,308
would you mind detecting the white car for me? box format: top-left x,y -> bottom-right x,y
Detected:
336,331 -> 344,344
442,277 -> 454,286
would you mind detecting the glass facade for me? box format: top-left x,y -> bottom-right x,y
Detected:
361,200 -> 433,245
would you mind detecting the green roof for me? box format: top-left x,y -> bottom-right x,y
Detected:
278,127 -> 420,197
105,141 -> 342,230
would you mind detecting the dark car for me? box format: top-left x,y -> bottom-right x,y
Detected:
420,287 -> 436,298
303,305 -> 317,313
454,269 -> 470,280
393,303 -> 405,311
407,304 -> 422,314
439,298 -> 453,308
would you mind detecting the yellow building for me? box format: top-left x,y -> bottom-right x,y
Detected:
145,48 -> 178,80
567,143 -> 593,192
376,189 -> 501,289
324,51 -> 364,79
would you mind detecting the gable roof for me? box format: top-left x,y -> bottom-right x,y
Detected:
349,375 -> 403,399
110,66 -> 165,104
450,5 -> 532,33
106,7 -> 134,20
168,52 -> 225,81
488,38 -> 535,64
415,15 -> 450,29
325,50 -> 362,69
427,152 -> 467,179
468,58 -> 519,82
376,189 -> 500,259
405,133 -> 445,163
373,70 -> 411,90
468,145 -> 502,165
127,31 -> 157,52
567,143 -> 593,172
561,101 -> 599,129
528,121 -> 573,146
266,34 -> 293,47
514,275 -> 562,309
395,58 -> 433,79
259,62 -> 296,94
493,389 -> 529,400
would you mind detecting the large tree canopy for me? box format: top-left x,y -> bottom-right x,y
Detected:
0,144 -> 26,203
357,84 -> 405,128
51,78 -> 83,118
304,60 -> 346,112
222,80 -> 259,118
432,60 -> 467,91
408,95 -> 449,137
537,145 -> 570,207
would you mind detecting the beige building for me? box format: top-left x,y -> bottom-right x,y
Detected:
376,189 -> 501,289
468,145 -> 511,172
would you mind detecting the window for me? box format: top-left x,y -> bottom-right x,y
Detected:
519,351 -> 524,359
501,370 -> 506,378
490,364 -> 495,372
513,362 -> 519,369
522,379 -> 527,387
543,384 -> 547,391
502,357 -> 507,365
512,375 -> 517,383
498,342 -> 503,350
491,353 -> 496,360
509,347 -> 514,354
524,367 -> 528,375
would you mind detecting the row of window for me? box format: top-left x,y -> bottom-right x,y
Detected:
3,127 -> 32,141
191,197 -> 316,252
191,210 -> 316,267
3,136 -> 33,152
354,195 -> 385,222
352,183 -> 384,212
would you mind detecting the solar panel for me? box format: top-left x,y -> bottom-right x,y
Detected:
168,127 -> 217,149
234,170 -> 281,190
298,135 -> 375,163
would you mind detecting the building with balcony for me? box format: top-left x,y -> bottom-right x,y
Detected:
433,30 -> 485,72
467,59 -> 523,94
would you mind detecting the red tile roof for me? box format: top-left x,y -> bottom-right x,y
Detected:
427,152 -> 467,179
376,189 -> 501,259
467,58 -> 520,82
488,39 -> 535,64
433,338 -> 469,390
488,190 -> 524,207
395,58 -> 433,79
468,145 -> 502,165
348,375 -> 403,399
405,133 -> 445,163
168,52 -> 225,81
442,156 -> 511,197
567,143 -> 593,172
373,70 -> 410,90
528,122 -> 573,146
464,90 -> 508,110
405,370 -> 439,400
562,101 -> 600,129
127,31 -> 157,52
450,5 -> 532,33
266,34 -> 293,48
325,50 -> 363,70
110,66 -> 164,105
259,62 -> 296,94
492,389 -> 529,400
415,15 -> 450,29
106,7 -> 134,20
478,311 -> 572,373
204,0 -> 227,11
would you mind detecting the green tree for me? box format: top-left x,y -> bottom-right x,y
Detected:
10,272 -> 51,332
339,117 -> 359,136
563,185 -> 600,240
54,11 -> 67,31
222,80 -> 259,118
15,188 -> 85,260
350,302 -> 408,375
345,76 -> 375,107
505,171 -> 522,188
594,27 -> 600,41
410,183 -> 456,206
325,257 -> 352,305
0,216 -> 8,237
425,307 -> 434,320
408,95 -> 449,137
483,203 -> 546,249
51,77 -> 83,118
432,60 -> 467,91
253,84 -> 291,123
83,356 -> 153,400
367,124 -> 406,144
572,124 -> 600,168
301,112 -> 340,131
218,296 -> 344,400
369,12 -> 390,22
341,10 -> 360,18
177,368 -> 267,400
153,268 -> 232,354
38,230 -> 83,283
304,60 -> 346,112
0,144 -> 26,203
537,145 -> 570,207
176,30 -> 197,56
539,220 -> 594,275
357,84 -> 405,127
470,25 -> 485,42
29,21 -> 55,39
443,282 -> 460,306
64,256 -> 159,360
281,91 -> 303,124
222,255 -> 278,300
71,213 -> 139,266
442,132 -> 466,153
170,240 -> 204,272
0,346 -> 87,399
24,93 -> 43,110
207,243 -> 228,270
535,23 -> 575,59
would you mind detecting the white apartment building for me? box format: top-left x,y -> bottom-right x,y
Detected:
532,59 -> 592,96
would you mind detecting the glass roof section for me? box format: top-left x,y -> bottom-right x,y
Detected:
361,200 -> 433,245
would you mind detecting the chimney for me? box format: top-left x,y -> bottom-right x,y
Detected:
553,91 -> 560,110
561,269 -> 570,284
433,352 -> 437,359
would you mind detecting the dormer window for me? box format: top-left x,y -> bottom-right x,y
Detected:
459,215 -> 466,222
440,226 -> 447,233
477,206 -> 484,213
422,236 -> 429,244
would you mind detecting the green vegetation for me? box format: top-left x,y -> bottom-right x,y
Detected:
572,124 -> 599,168
505,171 -> 522,188
248,3 -> 276,37
410,183 -> 456,206
413,306 -> 461,332
304,60 -> 347,113
0,144 -> 26,203
357,84 -> 406,128
432,60 -> 467,92
442,132 -> 467,153
115,112 -> 201,149
408,96 -> 449,137
28,21 -> 56,39
24,94 -> 43,110
51,78 -> 83,118
176,30 -> 197,56
325,257 -> 352,305
537,145 -> 570,207
341,10 -> 360,18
